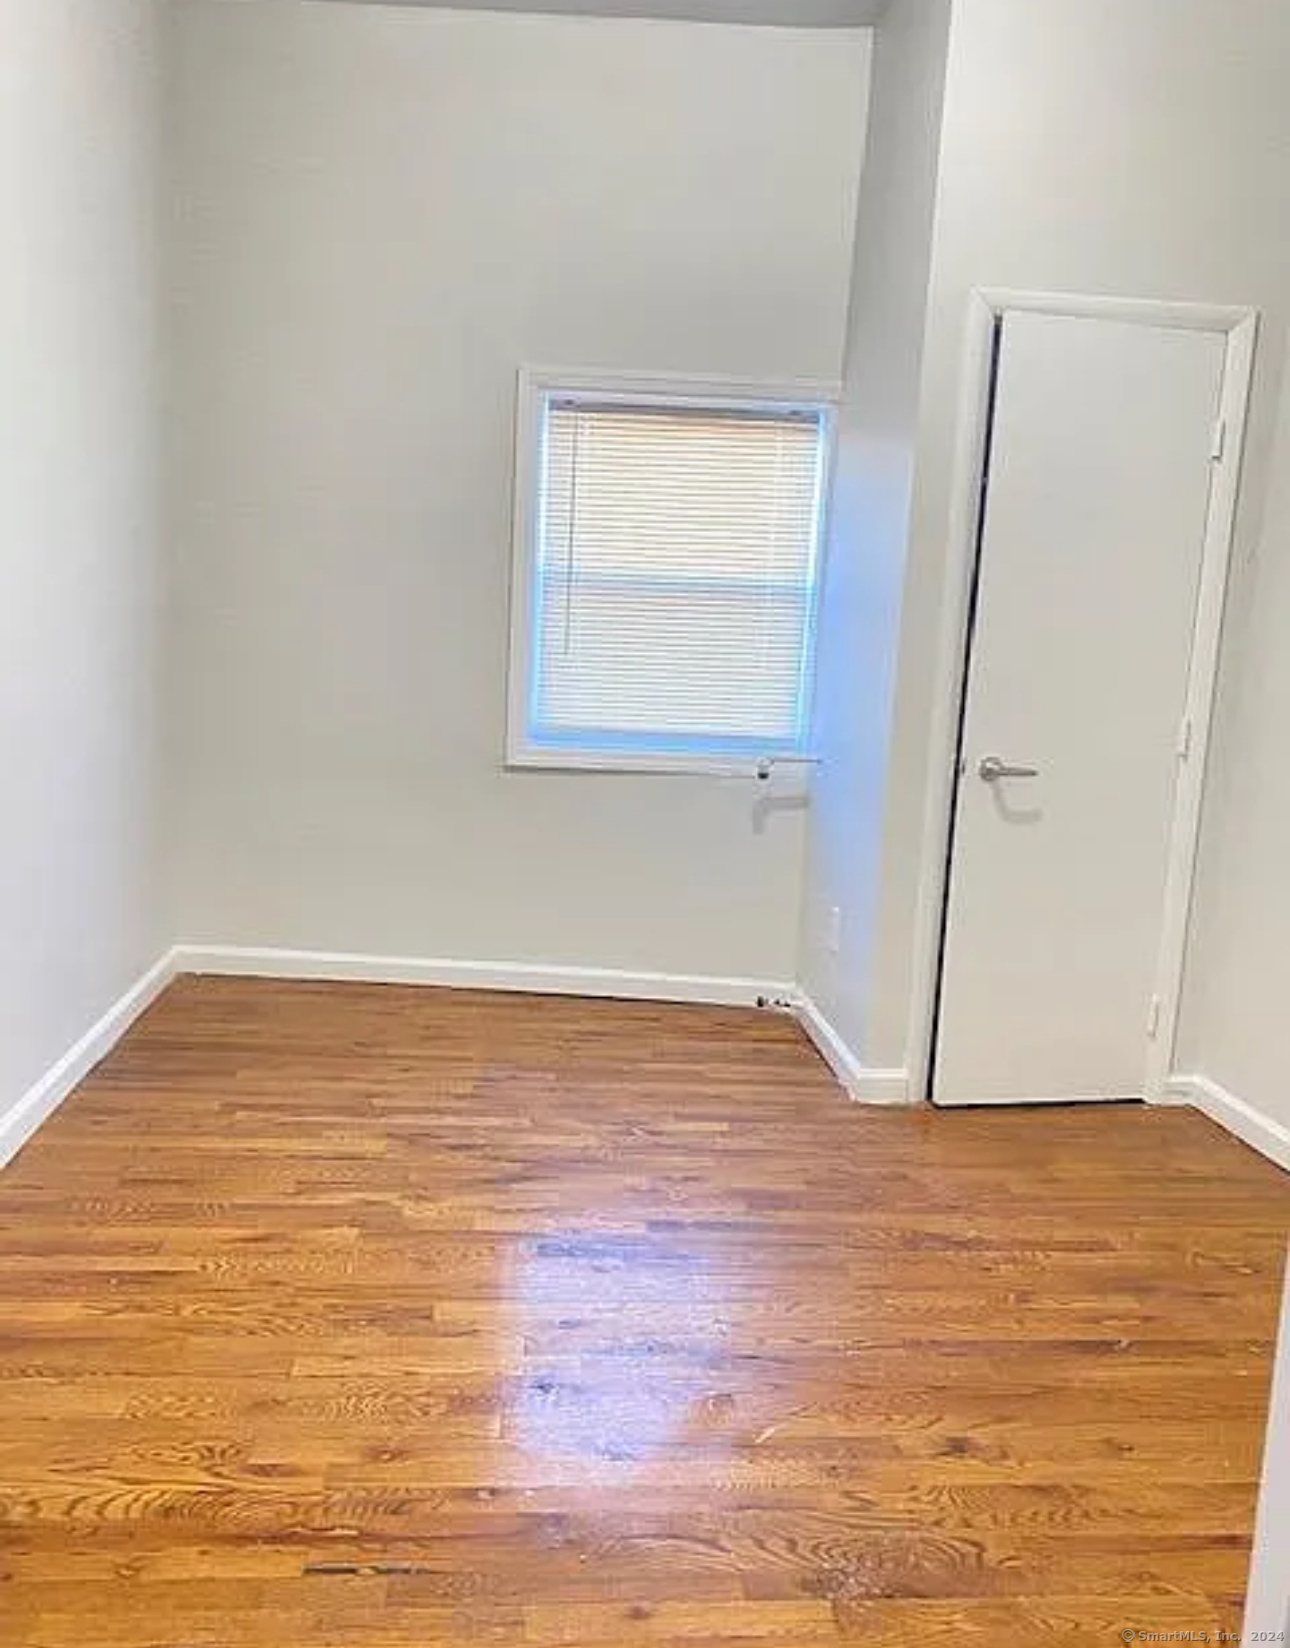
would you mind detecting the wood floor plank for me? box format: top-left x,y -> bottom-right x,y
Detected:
0,976 -> 1283,1644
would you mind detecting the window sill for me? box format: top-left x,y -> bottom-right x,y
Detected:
505,746 -> 818,779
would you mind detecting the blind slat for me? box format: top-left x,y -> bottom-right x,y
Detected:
527,394 -> 825,756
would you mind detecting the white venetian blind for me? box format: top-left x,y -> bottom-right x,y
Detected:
527,395 -> 825,760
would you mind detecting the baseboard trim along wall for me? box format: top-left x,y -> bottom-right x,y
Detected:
175,948 -> 919,1106
11,947 -> 1287,1171
794,994 -> 914,1106
171,943 -> 794,1011
2,946 -> 914,1175
1163,1073 -> 1290,1173
0,950 -> 177,1170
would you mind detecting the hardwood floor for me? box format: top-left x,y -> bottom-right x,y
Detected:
0,977 -> 1285,1646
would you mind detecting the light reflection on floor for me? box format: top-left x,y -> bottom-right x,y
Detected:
504,1228 -> 742,1474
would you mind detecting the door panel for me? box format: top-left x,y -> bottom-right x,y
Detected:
934,310 -> 1224,1106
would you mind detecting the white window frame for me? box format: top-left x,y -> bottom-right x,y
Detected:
505,366 -> 839,776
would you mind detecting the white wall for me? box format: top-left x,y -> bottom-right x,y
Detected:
1183,373 -> 1290,1132
0,0 -> 166,1110
164,0 -> 870,983
799,0 -> 950,1054
861,0 -> 1290,1079
1245,1257 -> 1290,1635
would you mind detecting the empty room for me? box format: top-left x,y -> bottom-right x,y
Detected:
4,0 -> 1290,1641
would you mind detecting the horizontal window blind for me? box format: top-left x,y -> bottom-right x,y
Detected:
525,394 -> 826,760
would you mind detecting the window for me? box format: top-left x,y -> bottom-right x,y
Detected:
507,372 -> 832,772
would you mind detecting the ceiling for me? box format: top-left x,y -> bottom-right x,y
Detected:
300,0 -> 885,25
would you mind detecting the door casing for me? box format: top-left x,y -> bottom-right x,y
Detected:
905,289 -> 1258,1107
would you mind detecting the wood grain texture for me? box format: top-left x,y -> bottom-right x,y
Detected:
0,976 -> 1284,1646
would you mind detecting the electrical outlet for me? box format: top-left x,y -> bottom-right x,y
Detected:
826,905 -> 843,956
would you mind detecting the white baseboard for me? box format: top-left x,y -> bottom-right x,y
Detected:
1,950 -> 177,1171
1163,1072 -> 1290,1172
23,955 -> 1285,1182
794,993 -> 913,1106
1,947 -> 913,1175
172,944 -> 791,1011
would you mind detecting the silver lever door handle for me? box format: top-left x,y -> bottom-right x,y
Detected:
978,754 -> 1039,782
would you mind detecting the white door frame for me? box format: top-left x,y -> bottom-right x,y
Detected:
905,289 -> 1258,1106
1244,1253 -> 1290,1637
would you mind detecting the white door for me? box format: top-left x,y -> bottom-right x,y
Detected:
933,309 -> 1226,1106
